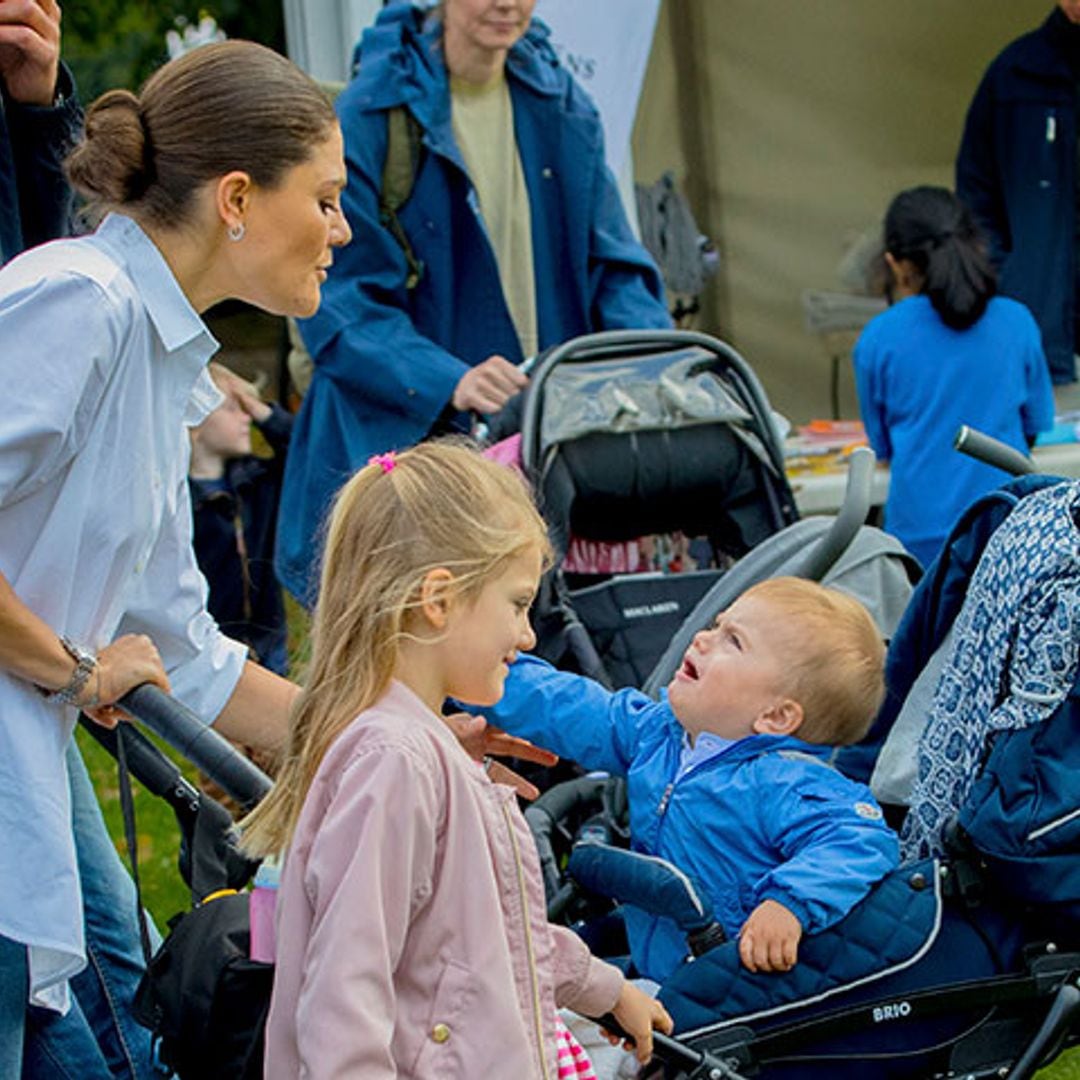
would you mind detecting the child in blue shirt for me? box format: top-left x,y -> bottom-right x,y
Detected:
479,577 -> 899,983
853,185 -> 1054,569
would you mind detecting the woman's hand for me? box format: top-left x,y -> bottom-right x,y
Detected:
603,981 -> 674,1065
79,634 -> 170,729
451,354 -> 529,414
441,712 -> 557,801
0,0 -> 62,107
738,898 -> 803,972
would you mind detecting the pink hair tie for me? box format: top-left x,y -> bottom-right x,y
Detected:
368,451 -> 397,474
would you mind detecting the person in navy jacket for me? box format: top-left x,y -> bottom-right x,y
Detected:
190,364 -> 293,678
277,0 -> 671,603
956,3 -> 1080,384
476,577 -> 900,984
0,0 -> 82,263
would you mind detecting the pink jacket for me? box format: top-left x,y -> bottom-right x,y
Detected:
264,680 -> 624,1078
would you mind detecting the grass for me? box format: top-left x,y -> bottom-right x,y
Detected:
1047,1051 -> 1080,1080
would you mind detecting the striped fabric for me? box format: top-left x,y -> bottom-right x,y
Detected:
555,1017 -> 598,1079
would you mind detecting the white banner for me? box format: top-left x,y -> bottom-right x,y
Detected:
534,0 -> 661,176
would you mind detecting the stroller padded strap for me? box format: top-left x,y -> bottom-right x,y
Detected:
660,859 -> 942,1034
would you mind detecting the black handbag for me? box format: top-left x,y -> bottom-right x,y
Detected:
133,891 -> 271,1080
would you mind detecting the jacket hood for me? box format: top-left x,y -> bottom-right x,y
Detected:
349,1 -> 565,116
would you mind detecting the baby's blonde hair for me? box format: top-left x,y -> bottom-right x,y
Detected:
741,577 -> 885,746
242,439 -> 551,857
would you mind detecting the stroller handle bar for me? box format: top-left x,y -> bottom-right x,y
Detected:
954,425 -> 1035,476
791,444 -> 875,580
590,1014 -> 747,1078
118,684 -> 273,811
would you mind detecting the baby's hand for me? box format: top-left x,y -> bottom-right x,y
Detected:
738,899 -> 802,973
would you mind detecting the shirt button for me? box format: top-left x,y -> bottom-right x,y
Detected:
406,387 -> 417,397
431,1022 -> 451,1044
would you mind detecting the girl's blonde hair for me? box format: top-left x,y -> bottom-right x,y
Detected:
241,439 -> 551,857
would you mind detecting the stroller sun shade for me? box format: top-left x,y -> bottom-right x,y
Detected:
538,347 -> 779,466
534,346 -> 796,556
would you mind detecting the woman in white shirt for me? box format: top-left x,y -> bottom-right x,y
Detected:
0,40 -> 349,1077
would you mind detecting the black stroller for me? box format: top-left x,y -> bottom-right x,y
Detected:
516,328 -> 800,692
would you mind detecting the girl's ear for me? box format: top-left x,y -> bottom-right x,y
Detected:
215,170 -> 254,235
753,699 -> 804,737
883,252 -> 923,298
417,568 -> 456,630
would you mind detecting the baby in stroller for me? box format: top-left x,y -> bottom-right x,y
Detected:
473,576 -> 900,985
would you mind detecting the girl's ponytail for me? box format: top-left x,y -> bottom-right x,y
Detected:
885,186 -> 996,331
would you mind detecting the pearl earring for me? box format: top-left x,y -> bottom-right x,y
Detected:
228,223 -> 245,242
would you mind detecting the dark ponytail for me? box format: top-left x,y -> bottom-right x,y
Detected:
884,185 -> 996,331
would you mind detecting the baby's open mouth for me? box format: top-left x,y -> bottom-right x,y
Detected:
680,656 -> 699,680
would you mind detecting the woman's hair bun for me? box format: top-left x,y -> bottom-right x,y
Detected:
66,89 -> 153,204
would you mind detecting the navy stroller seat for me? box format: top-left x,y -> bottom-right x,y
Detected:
573,476 -> 1080,1078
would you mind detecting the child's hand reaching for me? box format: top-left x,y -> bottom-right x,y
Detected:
738,899 -> 802,973
601,981 -> 674,1065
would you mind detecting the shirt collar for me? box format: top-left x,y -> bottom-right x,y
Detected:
94,213 -> 217,355
677,729 -> 832,775
93,213 -> 223,426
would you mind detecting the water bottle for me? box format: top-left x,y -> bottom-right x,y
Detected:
248,857 -> 280,964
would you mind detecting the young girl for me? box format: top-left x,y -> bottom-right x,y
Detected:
242,440 -> 671,1077
853,185 -> 1054,569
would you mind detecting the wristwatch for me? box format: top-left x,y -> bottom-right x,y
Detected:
39,637 -> 98,707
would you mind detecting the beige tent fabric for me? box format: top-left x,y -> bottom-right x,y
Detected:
632,1 -> 1053,423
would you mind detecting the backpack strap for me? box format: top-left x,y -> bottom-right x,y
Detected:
379,105 -> 425,290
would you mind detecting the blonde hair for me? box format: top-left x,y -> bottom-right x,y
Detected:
741,577 -> 885,746
241,439 -> 551,857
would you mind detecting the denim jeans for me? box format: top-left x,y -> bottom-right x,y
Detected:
18,740 -> 165,1079
0,933 -> 28,1079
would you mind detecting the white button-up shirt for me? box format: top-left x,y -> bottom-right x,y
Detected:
0,213 -> 247,1008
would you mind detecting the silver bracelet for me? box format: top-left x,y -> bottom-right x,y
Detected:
39,637 -> 98,707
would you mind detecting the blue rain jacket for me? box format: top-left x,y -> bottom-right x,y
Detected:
485,654 -> 900,983
277,3 -> 670,601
